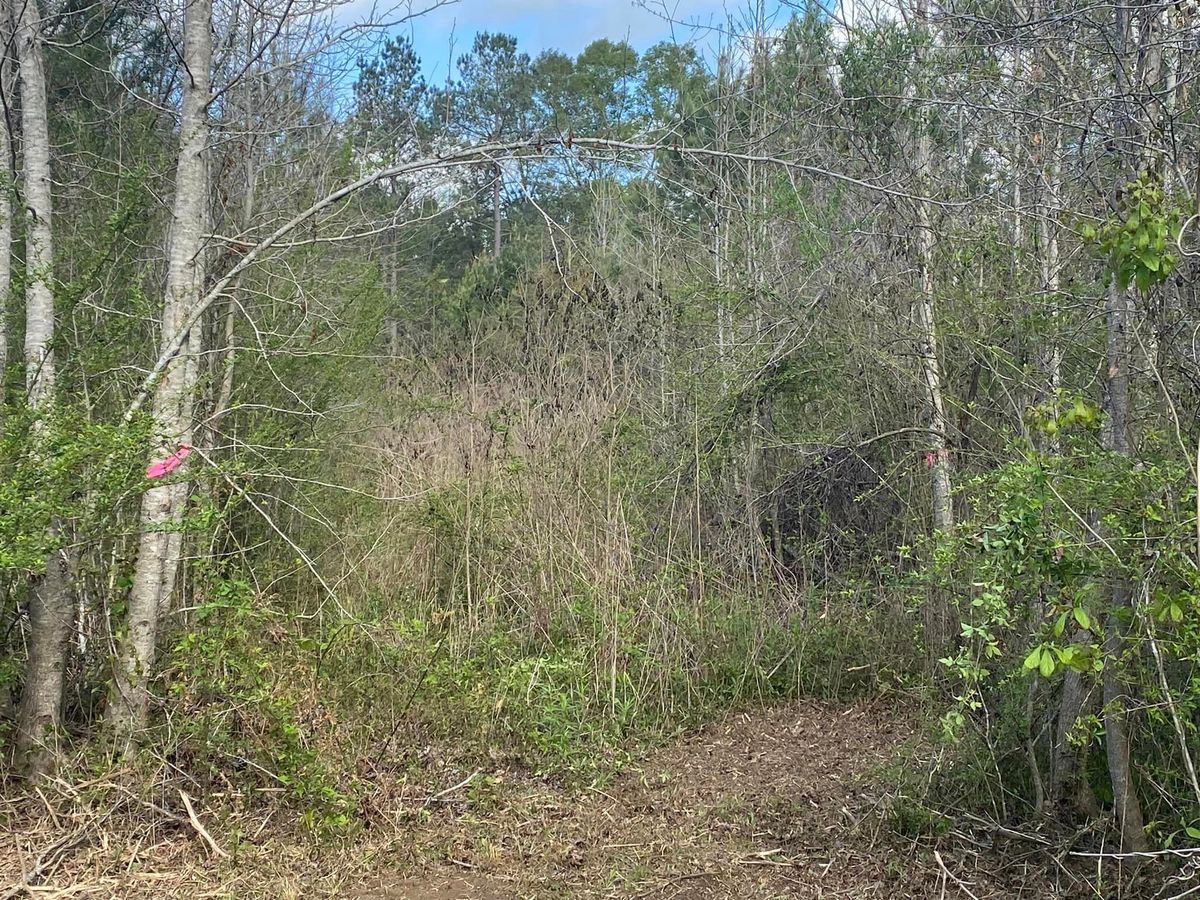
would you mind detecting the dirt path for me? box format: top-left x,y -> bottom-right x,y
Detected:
353,700 -> 1038,899
2,700 -> 1082,898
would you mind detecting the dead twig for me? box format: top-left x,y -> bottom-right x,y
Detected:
1,828 -> 88,899
424,770 -> 482,805
934,850 -> 981,900
631,872 -> 710,899
179,791 -> 229,860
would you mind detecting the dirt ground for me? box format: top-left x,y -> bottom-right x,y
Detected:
1,700 -> 1155,898
355,699 -> 1080,899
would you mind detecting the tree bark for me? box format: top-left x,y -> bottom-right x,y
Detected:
0,3 -> 14,725
0,0 -> 13,383
491,161 -> 502,260
1049,633 -> 1099,816
1100,274 -> 1148,852
18,0 -> 52,409
1090,0 -> 1148,854
13,0 -> 72,778
911,0 -> 957,657
107,0 -> 212,749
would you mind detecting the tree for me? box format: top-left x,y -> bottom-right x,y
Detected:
353,35 -> 428,163
445,33 -> 534,260
13,0 -> 71,777
107,0 -> 213,747
0,0 -> 12,386
908,0 -> 956,656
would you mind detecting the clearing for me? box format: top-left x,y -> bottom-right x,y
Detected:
3,701 -> 1095,898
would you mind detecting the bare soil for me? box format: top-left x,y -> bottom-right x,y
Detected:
2,700 -> 1118,898
351,700 -> 1059,899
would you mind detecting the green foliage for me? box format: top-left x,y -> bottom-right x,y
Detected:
12,3 -> 1200,872
0,406 -> 147,573
838,23 -> 919,142
166,570 -> 356,837
888,796 -> 953,837
446,32 -> 535,142
536,40 -> 644,136
353,35 -> 428,159
921,397 -> 1200,821
1085,174 -> 1181,293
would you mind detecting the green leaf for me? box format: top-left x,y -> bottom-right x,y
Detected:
1054,611 -> 1068,637
1039,649 -> 1056,678
1023,646 -> 1043,671
1073,607 -> 1091,630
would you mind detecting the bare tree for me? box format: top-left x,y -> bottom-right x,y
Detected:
14,0 -> 71,776
107,0 -> 213,746
906,0 -> 956,657
0,0 -> 13,383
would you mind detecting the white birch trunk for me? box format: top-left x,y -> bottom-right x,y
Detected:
0,0 -> 13,381
13,0 -> 71,776
107,0 -> 212,746
19,0 -> 51,407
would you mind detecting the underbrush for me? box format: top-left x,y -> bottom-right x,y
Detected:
884,423 -> 1200,863
101,568 -> 922,840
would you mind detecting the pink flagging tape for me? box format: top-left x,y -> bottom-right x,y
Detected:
147,444 -> 192,479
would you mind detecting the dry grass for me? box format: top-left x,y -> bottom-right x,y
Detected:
0,700 -> 1125,899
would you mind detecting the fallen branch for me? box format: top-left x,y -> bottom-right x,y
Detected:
934,850 -> 981,900
424,770 -> 482,805
958,811 -> 1052,846
179,790 -> 229,859
1,828 -> 88,899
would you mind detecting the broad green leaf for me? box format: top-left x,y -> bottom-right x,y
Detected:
1039,649 -> 1056,678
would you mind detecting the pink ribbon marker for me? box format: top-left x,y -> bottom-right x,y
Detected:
147,444 -> 192,479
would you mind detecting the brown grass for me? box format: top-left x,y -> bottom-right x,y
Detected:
0,700 -> 1115,899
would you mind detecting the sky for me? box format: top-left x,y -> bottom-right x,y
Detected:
380,0 -> 794,83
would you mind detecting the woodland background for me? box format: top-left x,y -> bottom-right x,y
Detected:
0,0 -> 1199,882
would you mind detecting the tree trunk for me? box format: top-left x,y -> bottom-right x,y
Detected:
1089,0 -> 1148,854
0,0 -> 14,721
491,162 -> 502,260
912,0 -> 957,657
13,0 -> 71,778
0,0 -> 12,384
107,0 -> 212,749
1100,275 -> 1148,852
18,0 -> 52,410
1050,633 -> 1099,815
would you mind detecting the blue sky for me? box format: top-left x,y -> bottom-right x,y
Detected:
385,0 -> 793,82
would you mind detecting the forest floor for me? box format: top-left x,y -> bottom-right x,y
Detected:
2,700 -> 1121,898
